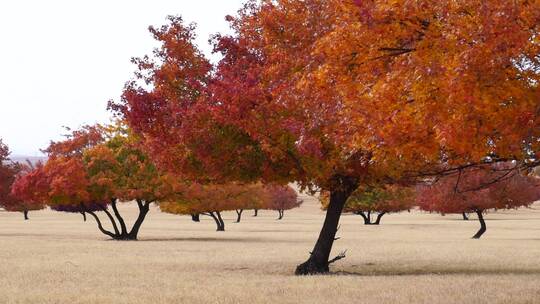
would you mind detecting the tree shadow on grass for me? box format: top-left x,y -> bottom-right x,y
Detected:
331,268 -> 540,277
137,237 -> 307,244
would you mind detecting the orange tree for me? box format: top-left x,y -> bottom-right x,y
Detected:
322,185 -> 415,225
112,2 -> 540,274
417,164 -> 540,239
42,125 -> 176,240
159,183 -> 264,231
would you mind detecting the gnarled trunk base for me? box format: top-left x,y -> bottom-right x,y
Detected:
295,176 -> 357,275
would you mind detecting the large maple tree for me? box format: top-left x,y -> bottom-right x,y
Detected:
113,1 -> 540,274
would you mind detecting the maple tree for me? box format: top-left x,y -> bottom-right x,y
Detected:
0,140 -> 46,220
261,185 -> 302,220
41,125 -> 176,240
417,164 -> 540,239
113,2 -> 540,274
322,185 -> 415,225
159,183 -> 266,231
8,162 -> 48,220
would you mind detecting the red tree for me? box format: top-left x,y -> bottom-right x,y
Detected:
417,165 -> 540,238
8,162 -> 48,220
0,140 -> 45,219
261,185 -> 302,220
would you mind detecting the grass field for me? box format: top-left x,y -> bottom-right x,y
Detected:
1,191 -> 540,304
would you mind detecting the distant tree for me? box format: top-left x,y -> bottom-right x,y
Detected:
0,140 -> 45,220
262,185 -> 302,220
159,183 -> 263,231
8,162 -> 47,220
417,165 -> 540,239
322,185 -> 415,225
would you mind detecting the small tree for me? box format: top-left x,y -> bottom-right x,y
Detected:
8,162 -> 47,220
262,185 -> 302,220
417,165 -> 540,239
322,185 -> 415,225
159,183 -> 264,231
42,125 -> 175,240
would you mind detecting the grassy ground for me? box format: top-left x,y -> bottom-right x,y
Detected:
1,192 -> 540,304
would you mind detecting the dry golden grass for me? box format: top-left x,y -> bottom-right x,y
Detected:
1,192 -> 540,304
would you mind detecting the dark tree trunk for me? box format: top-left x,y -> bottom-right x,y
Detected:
277,210 -> 284,220
205,212 -> 225,231
126,200 -> 150,240
111,199 -> 128,235
295,176 -> 357,275
235,209 -> 243,223
253,209 -> 258,217
191,214 -> 200,222
472,210 -> 487,239
23,210 -> 29,220
374,212 -> 386,225
216,211 -> 225,231
356,211 -> 371,225
86,200 -> 151,241
87,210 -> 117,239
80,211 -> 87,222
462,212 -> 469,221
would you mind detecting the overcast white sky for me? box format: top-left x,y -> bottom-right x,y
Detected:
0,0 -> 245,156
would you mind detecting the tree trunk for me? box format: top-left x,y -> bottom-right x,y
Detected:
87,210 -> 117,239
462,212 -> 469,221
111,199 -> 128,235
205,212 -> 225,231
356,211 -> 372,225
191,214 -> 200,222
277,210 -> 284,220
23,210 -> 29,220
374,212 -> 386,225
216,211 -> 225,231
253,209 -> 258,217
126,200 -> 150,240
295,177 -> 357,275
80,211 -> 87,222
235,209 -> 243,223
472,209 -> 487,239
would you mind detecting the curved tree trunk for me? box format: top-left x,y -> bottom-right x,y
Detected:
216,211 -> 225,231
253,209 -> 258,217
126,200 -> 151,240
87,210 -> 117,239
462,212 -> 469,221
374,212 -> 386,225
23,210 -> 29,220
472,209 -> 487,239
235,209 -> 243,223
86,200 -> 151,241
111,199 -> 128,236
205,212 -> 225,231
295,177 -> 357,275
356,211 -> 371,225
191,214 -> 200,222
